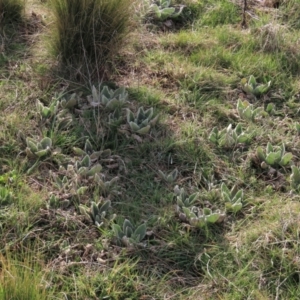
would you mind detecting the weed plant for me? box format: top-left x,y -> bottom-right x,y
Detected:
50,0 -> 135,78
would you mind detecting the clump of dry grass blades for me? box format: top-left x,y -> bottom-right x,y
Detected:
50,0 -> 136,79
0,0 -> 24,24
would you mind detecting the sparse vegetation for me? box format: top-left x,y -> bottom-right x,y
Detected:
1,0 -> 300,298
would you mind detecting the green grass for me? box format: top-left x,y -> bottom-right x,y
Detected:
0,250 -> 49,300
1,0 -> 300,298
50,0 -> 136,80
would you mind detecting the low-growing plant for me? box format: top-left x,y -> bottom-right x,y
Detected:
174,185 -> 198,211
179,206 -> 225,228
256,143 -> 293,168
51,170 -> 88,198
94,174 -> 119,197
26,137 -> 53,158
158,168 -> 178,183
290,166 -> 300,192
209,123 -> 253,147
87,86 -> 128,111
36,100 -> 58,120
73,139 -> 112,161
112,219 -> 147,247
36,99 -> 74,131
74,155 -> 103,177
126,107 -> 158,134
107,109 -> 123,128
236,99 -> 262,122
79,199 -> 116,227
265,103 -> 275,115
0,186 -> 13,206
241,75 -> 271,97
221,183 -> 243,213
149,0 -> 184,21
59,92 -> 80,109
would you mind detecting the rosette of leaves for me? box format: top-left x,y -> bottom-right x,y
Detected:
179,206 -> 225,228
112,219 -> 147,247
54,108 -> 74,131
265,103 -> 275,115
26,137 -> 53,158
209,123 -> 252,147
150,0 -> 184,21
74,155 -> 103,177
221,183 -> 243,213
36,99 -> 74,131
73,139 -> 112,161
36,99 -> 58,120
0,186 -> 13,206
237,99 -> 262,122
158,169 -> 178,183
256,143 -> 293,168
87,85 -> 128,111
51,169 -> 88,197
59,92 -> 80,109
94,174 -> 119,197
174,185 -> 198,212
108,109 -> 123,128
126,107 -> 158,135
79,200 -> 116,228
241,75 -> 271,97
290,166 -> 300,192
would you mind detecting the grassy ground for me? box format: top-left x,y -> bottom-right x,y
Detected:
1,0 -> 300,299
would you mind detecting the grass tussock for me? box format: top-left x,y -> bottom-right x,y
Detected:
50,0 -> 136,78
0,0 -> 24,24
0,252 -> 49,300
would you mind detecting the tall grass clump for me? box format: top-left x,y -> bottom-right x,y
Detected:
0,0 -> 24,24
0,252 -> 49,300
50,0 -> 135,78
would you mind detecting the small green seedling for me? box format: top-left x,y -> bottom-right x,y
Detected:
51,170 -> 88,197
36,99 -> 58,119
174,185 -> 198,211
237,99 -> 262,122
241,75 -> 271,97
265,103 -> 275,115
0,186 -> 13,206
221,183 -> 243,213
73,139 -> 111,161
112,219 -> 147,247
59,92 -> 80,109
80,200 -> 116,228
179,206 -> 225,228
158,169 -> 178,183
94,174 -> 119,197
209,123 -> 253,147
256,143 -> 293,168
74,155 -> 103,177
108,109 -> 123,127
127,107 -> 158,134
150,0 -> 184,21
87,86 -> 128,111
290,166 -> 300,192
26,137 -> 53,158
